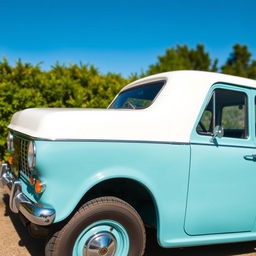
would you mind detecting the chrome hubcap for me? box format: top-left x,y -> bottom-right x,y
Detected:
84,232 -> 116,256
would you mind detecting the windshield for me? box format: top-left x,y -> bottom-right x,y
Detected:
109,81 -> 165,109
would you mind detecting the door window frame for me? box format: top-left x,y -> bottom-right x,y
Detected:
190,83 -> 254,147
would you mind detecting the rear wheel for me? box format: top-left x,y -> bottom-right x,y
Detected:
45,196 -> 146,256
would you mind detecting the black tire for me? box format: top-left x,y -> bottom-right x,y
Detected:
45,196 -> 146,256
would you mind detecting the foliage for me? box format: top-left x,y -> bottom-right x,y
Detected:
221,44 -> 256,79
0,59 -> 127,159
0,43 -> 256,158
147,44 -> 218,75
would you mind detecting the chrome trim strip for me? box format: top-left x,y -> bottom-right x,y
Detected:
190,142 -> 256,149
8,130 -> 256,149
8,131 -> 191,145
0,163 -> 55,226
34,139 -> 189,145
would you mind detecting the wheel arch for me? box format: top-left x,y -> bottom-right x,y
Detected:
74,177 -> 160,229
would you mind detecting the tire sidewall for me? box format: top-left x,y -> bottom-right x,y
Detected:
54,203 -> 144,256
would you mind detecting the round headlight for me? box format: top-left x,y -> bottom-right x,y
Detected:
28,141 -> 36,169
7,132 -> 14,152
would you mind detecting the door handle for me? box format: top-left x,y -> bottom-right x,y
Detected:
244,154 -> 256,161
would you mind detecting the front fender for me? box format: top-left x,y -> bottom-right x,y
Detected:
36,141 -> 162,223
23,140 -> 190,245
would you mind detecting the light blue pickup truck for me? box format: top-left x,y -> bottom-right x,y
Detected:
1,70 -> 256,256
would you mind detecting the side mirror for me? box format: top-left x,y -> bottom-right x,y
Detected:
210,125 -> 224,142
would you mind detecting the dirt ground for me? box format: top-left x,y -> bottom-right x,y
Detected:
1,187 -> 256,256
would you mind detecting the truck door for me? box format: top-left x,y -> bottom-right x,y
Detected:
185,84 -> 256,235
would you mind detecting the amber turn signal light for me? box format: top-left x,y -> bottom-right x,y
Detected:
8,156 -> 13,165
35,180 -> 45,193
29,176 -> 35,185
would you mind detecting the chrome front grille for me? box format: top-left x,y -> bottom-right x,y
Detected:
12,136 -> 32,178
19,139 -> 32,178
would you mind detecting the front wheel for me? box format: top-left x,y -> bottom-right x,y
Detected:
45,197 -> 146,256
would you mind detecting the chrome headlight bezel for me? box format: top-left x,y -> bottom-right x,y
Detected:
28,141 -> 36,169
7,132 -> 14,152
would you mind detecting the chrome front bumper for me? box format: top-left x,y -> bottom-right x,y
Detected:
0,163 -> 55,226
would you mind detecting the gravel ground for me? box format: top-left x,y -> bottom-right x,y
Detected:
1,187 -> 256,256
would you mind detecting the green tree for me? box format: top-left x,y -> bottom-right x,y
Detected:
1,43 -> 256,159
0,59 -> 128,159
221,44 -> 256,79
147,44 -> 218,75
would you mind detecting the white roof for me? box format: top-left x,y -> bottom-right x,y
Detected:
9,71 -> 256,143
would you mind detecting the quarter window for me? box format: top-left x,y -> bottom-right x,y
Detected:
109,81 -> 164,109
197,88 -> 248,139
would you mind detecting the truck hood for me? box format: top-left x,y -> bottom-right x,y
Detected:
8,108 -> 171,142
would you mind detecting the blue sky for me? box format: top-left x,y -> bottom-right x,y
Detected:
1,0 -> 255,77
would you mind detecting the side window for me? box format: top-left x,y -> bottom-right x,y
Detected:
196,96 -> 213,135
109,81 -> 165,109
200,110 -> 212,131
197,88 -> 248,139
255,97 -> 256,136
